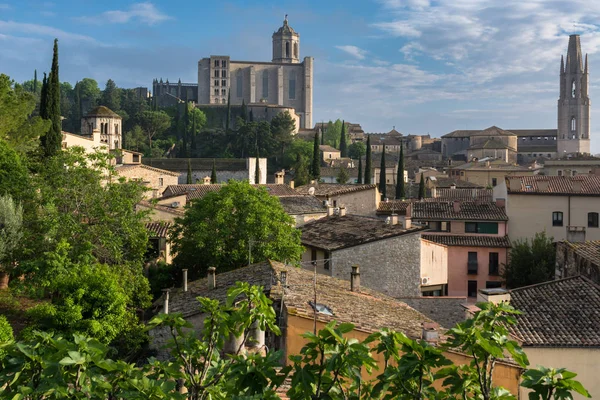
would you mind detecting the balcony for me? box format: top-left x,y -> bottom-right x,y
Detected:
467,262 -> 478,275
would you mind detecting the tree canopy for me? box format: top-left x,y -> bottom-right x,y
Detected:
503,231 -> 556,289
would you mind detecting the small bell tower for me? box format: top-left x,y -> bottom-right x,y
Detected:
272,15 -> 300,64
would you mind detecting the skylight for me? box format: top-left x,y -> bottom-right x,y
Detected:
308,301 -> 333,316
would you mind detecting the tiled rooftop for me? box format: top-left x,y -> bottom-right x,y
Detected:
165,260 -> 436,336
421,234 -> 511,248
301,214 -> 425,251
161,184 -> 300,201
115,164 -> 180,177
560,240 -> 600,265
146,221 -> 172,238
508,129 -> 558,137
278,196 -> 327,215
136,200 -> 184,216
412,201 -> 508,221
426,177 -> 484,188
468,138 -> 512,150
442,126 -> 516,138
506,175 -> 600,196
295,183 -> 377,197
509,276 -> 600,347
377,199 -> 413,215
434,188 -> 493,201
143,158 -> 248,171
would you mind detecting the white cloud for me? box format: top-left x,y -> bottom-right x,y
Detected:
76,2 -> 172,26
0,20 -> 97,43
0,4 -> 10,10
335,45 -> 368,60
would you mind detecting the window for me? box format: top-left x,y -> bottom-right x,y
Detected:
572,80 -> 576,98
221,89 -> 226,95
262,70 -> 269,98
588,212 -> 599,228
214,89 -> 219,95
289,71 -> 296,100
222,70 -> 227,78
285,41 -> 290,58
214,80 -> 219,87
558,170 -> 563,176
221,80 -> 226,87
158,178 -> 164,187
489,252 -> 499,275
294,42 -> 298,58
552,211 -> 563,227
214,59 -> 219,67
468,252 -> 478,274
465,222 -> 498,234
324,251 -> 330,270
486,281 -> 502,289
214,70 -> 219,78
572,170 -> 577,176
571,117 -> 576,132
115,124 -> 119,135
236,70 -> 242,97
468,280 -> 478,297
492,178 -> 497,187
440,221 -> 450,232
221,98 -> 226,104
222,60 -> 227,68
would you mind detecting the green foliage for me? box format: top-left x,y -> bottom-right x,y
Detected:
503,231 -> 555,289
283,138 -> 312,170
0,139 -> 30,202
396,145 -> 405,199
124,125 -> 148,154
336,166 -> 350,183
418,173 -> 426,200
0,195 -> 23,273
100,79 -> 121,111
41,38 -> 62,158
379,148 -> 387,199
348,141 -> 366,160
211,159 -> 217,183
294,153 -> 311,187
357,156 -> 363,184
323,119 -> 343,148
312,131 -> 321,180
147,261 -> 178,300
0,315 -> 13,359
340,120 -> 348,157
521,366 -> 591,399
170,180 -> 303,278
270,111 -> 296,161
140,110 -> 172,152
365,135 -> 372,184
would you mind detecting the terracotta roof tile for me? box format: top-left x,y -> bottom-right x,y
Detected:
278,196 -> 327,215
560,240 -> 600,264
295,183 -> 377,197
421,234 -> 511,248
301,214 -> 426,251
161,184 -> 300,201
434,189 -> 493,201
115,164 -> 180,177
427,177 -> 484,188
412,201 -> 508,221
84,105 -> 121,118
146,221 -> 172,238
506,175 -> 600,196
509,276 -> 600,347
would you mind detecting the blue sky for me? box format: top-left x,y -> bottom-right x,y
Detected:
2,0 -> 600,152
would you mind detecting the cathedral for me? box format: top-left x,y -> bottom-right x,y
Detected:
442,34 -> 591,162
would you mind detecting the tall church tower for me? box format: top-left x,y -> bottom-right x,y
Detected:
558,34 -> 591,155
272,15 -> 300,63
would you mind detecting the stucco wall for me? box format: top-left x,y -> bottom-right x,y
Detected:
399,297 -> 467,329
326,188 -> 379,216
420,239 -> 449,287
116,167 -> 179,199
447,246 -> 506,297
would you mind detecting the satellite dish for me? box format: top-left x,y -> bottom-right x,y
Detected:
308,187 -> 315,195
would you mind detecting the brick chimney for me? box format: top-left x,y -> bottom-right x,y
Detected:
404,217 -> 412,229
289,180 -> 295,189
572,180 -> 582,192
351,265 -> 360,292
207,267 -> 216,289
495,198 -> 506,208
182,269 -> 188,292
327,205 -> 335,216
453,200 -> 461,213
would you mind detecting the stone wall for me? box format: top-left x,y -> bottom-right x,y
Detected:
398,296 -> 467,330
331,232 -> 422,298
555,242 -> 600,284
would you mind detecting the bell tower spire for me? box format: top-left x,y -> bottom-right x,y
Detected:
558,34 -> 591,155
272,15 -> 300,63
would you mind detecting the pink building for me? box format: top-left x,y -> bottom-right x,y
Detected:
413,200 -> 509,298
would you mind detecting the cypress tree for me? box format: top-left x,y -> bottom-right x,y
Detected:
339,120 -> 347,157
249,108 -> 254,122
241,99 -> 248,122
254,153 -> 261,184
311,131 -> 320,180
43,39 -> 62,158
396,144 -> 405,199
39,72 -> 48,119
379,146 -> 387,200
225,90 -> 231,133
357,156 -> 363,184
186,159 -> 193,184
211,159 -> 217,184
364,135 -> 372,184
191,111 -> 197,156
418,174 -> 426,200
33,70 -> 38,93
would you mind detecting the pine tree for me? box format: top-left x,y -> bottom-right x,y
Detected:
357,157 -> 363,184
39,72 -> 48,119
33,70 -> 38,94
418,174 -> 426,200
311,131 -> 320,180
211,159 -> 217,184
396,144 -> 406,200
225,90 -> 231,133
187,159 -> 193,184
364,135 -> 372,184
254,153 -> 261,184
379,147 -> 387,200
339,120 -> 347,157
42,39 -> 62,158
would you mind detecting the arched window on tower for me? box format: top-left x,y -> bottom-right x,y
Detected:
262,70 -> 269,99
294,42 -> 298,58
572,80 -> 576,98
285,42 -> 290,58
571,117 -> 576,132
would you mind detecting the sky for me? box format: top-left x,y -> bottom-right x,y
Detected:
1,0 -> 600,152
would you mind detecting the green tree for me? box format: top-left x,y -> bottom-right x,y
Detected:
323,119 -> 343,148
39,72 -> 48,119
0,140 -> 30,202
0,315 -> 12,359
336,166 -> 349,183
311,131 -> 321,180
271,111 -> 296,163
225,90 -> 231,132
418,173 -> 425,200
282,138 -> 312,169
187,159 -> 193,184
396,145 -> 405,200
0,195 -> 23,288
339,120 -> 348,157
348,141 -> 366,160
521,366 -> 591,399
357,156 -> 363,184
211,159 -> 217,183
503,231 -> 555,289
100,78 -> 121,111
255,154 -> 261,184
379,148 -> 387,199
139,110 -> 171,152
241,99 -> 248,122
41,38 -> 62,158
170,180 -> 303,277
364,135 -> 372,184
33,69 -> 38,93
294,153 -> 310,187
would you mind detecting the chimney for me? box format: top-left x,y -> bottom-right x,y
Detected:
537,180 -> 550,191
289,180 -> 295,189
572,180 -> 582,192
422,322 -> 439,344
327,206 -> 335,216
390,213 -> 399,225
350,265 -> 360,292
450,183 -> 456,190
162,289 -> 170,314
453,200 -> 461,213
477,288 -> 510,304
207,267 -> 216,289
275,170 -> 285,185
404,217 -> 412,229
203,176 -> 211,185
431,186 -> 437,198
182,269 -> 188,292
339,206 -> 346,216
495,198 -> 506,208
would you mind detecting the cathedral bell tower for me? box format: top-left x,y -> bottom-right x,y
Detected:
272,15 -> 300,63
558,34 -> 591,155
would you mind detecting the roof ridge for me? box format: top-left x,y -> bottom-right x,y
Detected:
509,275 -> 589,293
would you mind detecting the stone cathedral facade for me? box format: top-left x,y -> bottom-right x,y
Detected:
197,17 -> 314,129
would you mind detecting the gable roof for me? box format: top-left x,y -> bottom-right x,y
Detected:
506,175 -> 600,196
426,177 -> 484,188
115,163 -> 180,177
301,214 -> 425,251
559,240 -> 600,265
434,188 -> 493,202
295,183 -> 377,197
319,145 -> 340,152
166,260 -> 437,336
412,201 -> 508,221
509,276 -> 600,347
84,105 -> 121,118
146,221 -> 172,238
468,138 -> 512,150
161,183 -> 300,201
278,195 -> 327,215
422,234 -> 511,248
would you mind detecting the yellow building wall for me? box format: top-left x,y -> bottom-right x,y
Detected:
521,347 -> 600,400
460,169 -> 536,187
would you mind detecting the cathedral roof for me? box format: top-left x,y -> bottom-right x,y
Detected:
442,126 -> 516,138
274,17 -> 297,35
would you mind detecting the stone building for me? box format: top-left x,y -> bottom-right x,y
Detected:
152,79 -> 198,107
141,158 -> 267,184
196,16 -> 313,129
555,240 -> 600,284
295,183 -> 380,216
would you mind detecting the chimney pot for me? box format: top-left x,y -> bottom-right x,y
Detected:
207,267 -> 216,289
203,176 -> 211,185
289,180 -> 295,189
422,322 -> 439,343
275,170 -> 285,185
327,206 -> 335,216
350,265 -> 360,292
404,217 -> 412,229
339,206 -> 346,217
431,186 -> 437,198
390,213 -> 399,225
182,269 -> 188,292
